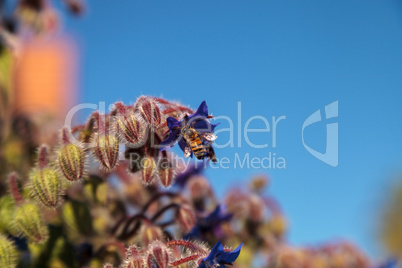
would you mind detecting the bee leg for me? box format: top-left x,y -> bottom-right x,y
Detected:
208,147 -> 217,163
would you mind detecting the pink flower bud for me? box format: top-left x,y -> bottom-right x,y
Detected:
147,241 -> 170,268
93,134 -> 119,170
187,176 -> 211,200
38,144 -> 49,169
176,205 -> 196,233
115,102 -> 144,146
126,245 -> 141,259
122,256 -> 144,268
135,96 -> 162,126
158,158 -> 174,188
140,156 -> 157,185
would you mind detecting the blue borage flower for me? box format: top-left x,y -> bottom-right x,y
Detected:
160,101 -> 219,162
198,241 -> 243,268
185,205 -> 232,240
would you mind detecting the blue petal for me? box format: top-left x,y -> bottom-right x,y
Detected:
208,241 -> 225,257
192,119 -> 217,133
216,243 -> 243,264
194,101 -> 209,118
211,123 -> 219,131
166,117 -> 180,130
197,262 -> 208,268
206,205 -> 222,221
160,129 -> 180,150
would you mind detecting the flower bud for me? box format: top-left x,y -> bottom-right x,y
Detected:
14,203 -> 48,243
0,234 -> 18,268
135,96 -> 162,126
249,175 -> 269,192
121,246 -> 144,268
8,172 -> 23,205
187,176 -> 211,200
37,144 -> 49,169
141,156 -> 157,185
176,205 -> 196,233
140,224 -> 163,246
248,194 -> 265,222
30,168 -> 61,208
58,143 -> 85,182
158,158 -> 174,187
270,215 -> 287,238
0,196 -> 18,235
103,264 -> 113,268
117,114 -> 143,145
147,241 -> 170,268
126,245 -> 140,259
93,134 -> 119,170
122,257 -> 144,268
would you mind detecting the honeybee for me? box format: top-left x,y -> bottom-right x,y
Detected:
181,125 -> 205,160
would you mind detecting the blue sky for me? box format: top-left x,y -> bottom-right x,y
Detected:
61,0 -> 402,258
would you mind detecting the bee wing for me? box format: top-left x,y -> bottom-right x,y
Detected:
201,133 -> 217,141
184,147 -> 192,158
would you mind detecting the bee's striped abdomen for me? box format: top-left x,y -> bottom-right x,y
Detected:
183,127 -> 205,159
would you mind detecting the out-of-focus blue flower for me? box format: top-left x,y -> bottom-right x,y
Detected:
198,241 -> 243,268
160,101 -> 218,161
377,259 -> 399,268
185,205 -> 232,240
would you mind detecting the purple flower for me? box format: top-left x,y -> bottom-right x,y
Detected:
184,205 -> 232,240
198,241 -> 243,268
160,101 -> 219,162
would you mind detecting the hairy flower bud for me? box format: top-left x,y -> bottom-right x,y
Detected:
140,224 -> 163,246
158,158 -> 174,187
120,245 -> 145,268
176,205 -> 196,233
249,175 -> 269,192
0,196 -> 18,235
30,168 -> 61,208
117,113 -> 143,145
93,134 -> 119,170
14,203 -> 48,243
122,257 -> 144,268
58,143 -> 85,182
248,194 -> 265,222
135,96 -> 162,126
0,234 -> 18,268
8,172 -> 23,205
147,241 -> 170,268
37,144 -> 49,169
141,156 -> 157,185
103,263 -> 114,268
270,215 -> 287,238
187,176 -> 211,200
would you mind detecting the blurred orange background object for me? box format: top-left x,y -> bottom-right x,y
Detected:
14,37 -> 78,119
